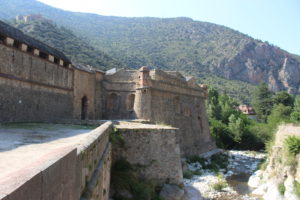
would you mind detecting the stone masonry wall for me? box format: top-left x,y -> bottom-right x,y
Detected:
148,88 -> 215,157
0,44 -> 73,122
113,123 -> 183,185
76,121 -> 112,200
73,69 -> 97,120
103,70 -> 138,119
0,122 -> 113,200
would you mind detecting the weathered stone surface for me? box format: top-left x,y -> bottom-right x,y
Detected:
114,122 -> 183,185
214,42 -> 300,94
183,186 -> 204,200
104,68 -> 216,156
159,184 -> 184,200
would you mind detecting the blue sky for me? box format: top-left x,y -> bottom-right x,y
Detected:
38,0 -> 300,55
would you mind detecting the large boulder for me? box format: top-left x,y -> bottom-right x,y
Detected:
159,184 -> 184,200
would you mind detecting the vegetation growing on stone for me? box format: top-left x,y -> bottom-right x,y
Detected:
109,128 -> 125,146
284,136 -> 300,156
278,183 -> 285,195
110,159 -> 162,200
294,181 -> 300,198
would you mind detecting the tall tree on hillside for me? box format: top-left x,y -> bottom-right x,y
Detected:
252,82 -> 273,122
291,96 -> 300,121
273,91 -> 294,107
207,88 -> 222,120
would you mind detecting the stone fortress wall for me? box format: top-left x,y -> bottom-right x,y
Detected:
0,20 -> 216,200
0,24 -> 215,155
0,42 -> 74,122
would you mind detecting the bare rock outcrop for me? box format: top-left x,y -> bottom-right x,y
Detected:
213,42 -> 300,94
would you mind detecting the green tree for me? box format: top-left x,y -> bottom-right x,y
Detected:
291,96 -> 300,122
228,114 -> 245,143
273,91 -> 294,107
267,104 -> 292,126
207,88 -> 222,120
252,82 -> 273,122
210,119 -> 235,149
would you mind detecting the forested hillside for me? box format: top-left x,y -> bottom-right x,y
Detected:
12,20 -> 123,70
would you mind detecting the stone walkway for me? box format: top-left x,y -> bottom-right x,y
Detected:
0,124 -> 95,180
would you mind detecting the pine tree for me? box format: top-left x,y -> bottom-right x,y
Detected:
251,82 -> 273,122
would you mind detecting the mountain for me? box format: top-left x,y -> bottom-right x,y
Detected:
11,20 -> 123,70
1,0 -> 300,97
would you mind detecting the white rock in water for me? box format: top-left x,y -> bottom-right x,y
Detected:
248,170 -> 262,188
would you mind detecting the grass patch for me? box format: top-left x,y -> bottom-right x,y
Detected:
257,158 -> 268,171
212,174 -> 228,191
278,183 -> 285,195
183,170 -> 194,179
187,155 -> 206,166
186,153 -> 229,174
294,181 -> 300,198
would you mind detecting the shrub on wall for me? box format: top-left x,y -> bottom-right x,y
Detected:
284,136 -> 300,156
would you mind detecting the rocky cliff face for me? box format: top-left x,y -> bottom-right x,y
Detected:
214,42 -> 300,94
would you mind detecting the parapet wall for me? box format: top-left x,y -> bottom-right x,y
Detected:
0,122 -> 113,200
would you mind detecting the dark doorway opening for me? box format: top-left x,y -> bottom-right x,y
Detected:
81,96 -> 88,120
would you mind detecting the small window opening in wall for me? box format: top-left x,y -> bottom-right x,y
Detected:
0,34 -> 5,44
39,51 -> 48,59
13,40 -> 21,49
63,62 -> 69,67
27,46 -> 34,53
54,57 -> 59,64
127,94 -> 135,111
81,96 -> 88,120
143,89 -> 147,93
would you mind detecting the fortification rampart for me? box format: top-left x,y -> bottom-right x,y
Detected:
0,122 -> 112,200
0,43 -> 74,122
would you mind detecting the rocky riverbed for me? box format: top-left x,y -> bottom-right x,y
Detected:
183,150 -> 266,200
